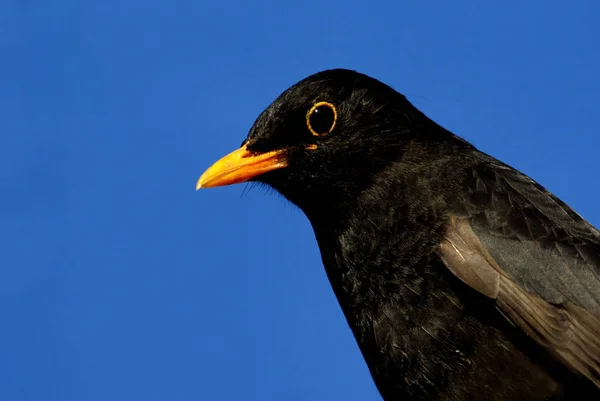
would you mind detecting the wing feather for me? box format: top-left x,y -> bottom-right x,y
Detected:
439,161 -> 600,386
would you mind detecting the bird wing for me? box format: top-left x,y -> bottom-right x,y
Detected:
438,159 -> 600,386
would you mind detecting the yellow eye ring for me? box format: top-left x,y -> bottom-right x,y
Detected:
306,101 -> 337,137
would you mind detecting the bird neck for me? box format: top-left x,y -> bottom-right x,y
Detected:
302,149 -> 467,321
307,182 -> 443,301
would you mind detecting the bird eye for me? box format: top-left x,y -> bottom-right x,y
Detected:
306,101 -> 337,137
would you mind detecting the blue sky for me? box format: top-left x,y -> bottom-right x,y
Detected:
1,1 -> 599,400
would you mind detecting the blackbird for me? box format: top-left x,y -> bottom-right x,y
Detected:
197,69 -> 600,400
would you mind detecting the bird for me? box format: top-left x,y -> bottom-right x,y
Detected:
196,69 -> 600,400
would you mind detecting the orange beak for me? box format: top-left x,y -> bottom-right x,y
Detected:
196,145 -> 288,189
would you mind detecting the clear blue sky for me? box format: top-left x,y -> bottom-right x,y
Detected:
1,1 -> 599,400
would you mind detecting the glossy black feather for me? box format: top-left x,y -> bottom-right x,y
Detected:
226,69 -> 600,400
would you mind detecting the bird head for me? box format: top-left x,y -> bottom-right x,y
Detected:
197,69 -> 449,218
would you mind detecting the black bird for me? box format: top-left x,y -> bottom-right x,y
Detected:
197,69 -> 600,400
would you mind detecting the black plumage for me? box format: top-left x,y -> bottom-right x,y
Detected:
197,69 -> 600,400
